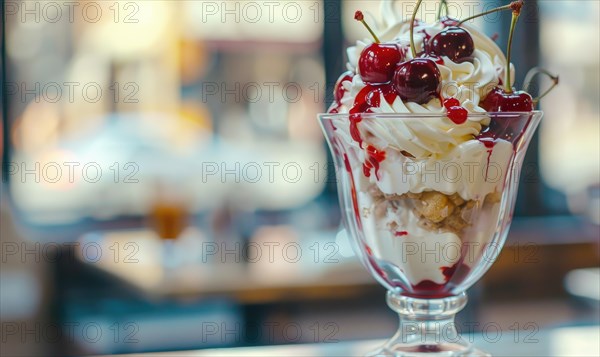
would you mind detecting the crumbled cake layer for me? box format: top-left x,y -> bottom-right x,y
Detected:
368,186 -> 501,235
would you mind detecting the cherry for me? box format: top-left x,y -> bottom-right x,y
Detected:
334,71 -> 353,102
479,1 -> 533,112
392,0 -> 441,104
428,27 -> 474,63
354,11 -> 404,84
350,83 -> 397,114
365,84 -> 397,108
443,97 -> 460,108
480,87 -> 534,112
358,43 -> 404,84
393,58 -> 441,104
443,98 -> 468,124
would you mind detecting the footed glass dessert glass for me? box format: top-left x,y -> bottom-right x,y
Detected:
319,112 -> 542,356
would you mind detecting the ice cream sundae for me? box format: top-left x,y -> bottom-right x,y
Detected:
320,1 -> 556,353
323,0 -> 557,298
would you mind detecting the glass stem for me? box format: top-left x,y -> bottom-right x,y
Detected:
371,291 -> 477,355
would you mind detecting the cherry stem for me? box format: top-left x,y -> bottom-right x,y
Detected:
457,1 -> 521,26
410,0 -> 424,58
355,11 -> 380,43
523,67 -> 559,104
505,2 -> 523,94
437,0 -> 448,20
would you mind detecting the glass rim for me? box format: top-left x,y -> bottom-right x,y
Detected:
318,111 -> 543,120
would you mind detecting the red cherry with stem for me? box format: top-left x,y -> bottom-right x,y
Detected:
481,87 -> 533,112
393,58 -> 441,104
428,27 -> 474,63
393,0 -> 441,104
355,11 -> 404,84
358,44 -> 404,84
334,71 -> 353,102
480,1 -> 534,112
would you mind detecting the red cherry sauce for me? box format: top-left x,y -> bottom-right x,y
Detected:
394,231 -> 408,237
478,138 -> 495,181
349,84 -> 397,179
363,145 -> 386,179
349,114 -> 364,147
408,262 -> 471,298
475,112 -> 533,181
350,83 -> 397,116
328,71 -> 354,114
416,346 -> 442,353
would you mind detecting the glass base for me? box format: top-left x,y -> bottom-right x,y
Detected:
366,347 -> 490,357
366,292 -> 490,357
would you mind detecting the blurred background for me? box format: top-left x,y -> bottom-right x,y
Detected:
1,0 -> 598,356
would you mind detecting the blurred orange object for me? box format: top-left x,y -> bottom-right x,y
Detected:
149,196 -> 189,240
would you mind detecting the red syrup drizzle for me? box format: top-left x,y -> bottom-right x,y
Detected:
328,72 -> 354,115
351,83 -> 398,116
363,145 -> 386,179
394,231 -> 408,237
414,346 -> 443,353
348,84 -> 397,179
475,112 -> 534,181
349,114 -> 363,147
407,262 -> 471,298
478,137 -> 495,181
402,115 -> 535,298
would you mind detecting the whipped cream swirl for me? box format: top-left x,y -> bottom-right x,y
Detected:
334,8 -> 515,158
340,18 -> 514,115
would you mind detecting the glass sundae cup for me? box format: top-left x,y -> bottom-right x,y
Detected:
319,111 -> 542,356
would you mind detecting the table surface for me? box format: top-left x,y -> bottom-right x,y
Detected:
102,325 -> 599,357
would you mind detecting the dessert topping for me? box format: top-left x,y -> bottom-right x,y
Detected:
355,11 -> 405,84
